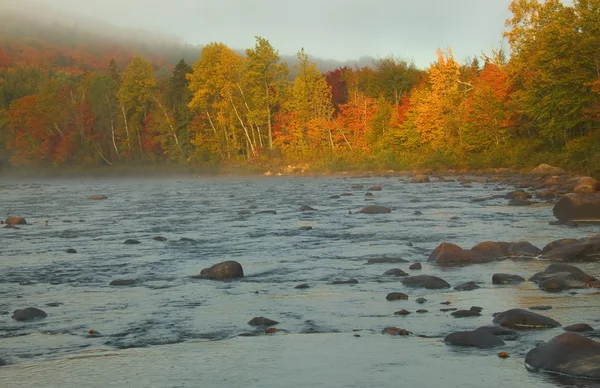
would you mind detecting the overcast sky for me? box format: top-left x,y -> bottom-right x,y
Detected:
33,0 -> 512,68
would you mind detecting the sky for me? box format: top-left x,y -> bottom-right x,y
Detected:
33,0 -> 513,68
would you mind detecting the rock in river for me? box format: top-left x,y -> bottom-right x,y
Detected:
124,239 -> 141,245
540,235 -> 600,262
386,292 -> 409,301
5,217 -> 26,225
359,205 -> 391,214
11,307 -> 47,321
564,323 -> 594,332
525,332 -> 600,379
454,281 -> 480,291
492,273 -> 525,285
88,195 -> 107,200
445,327 -> 505,349
109,279 -> 137,286
401,275 -> 451,289
427,243 -> 472,265
409,263 -> 422,270
492,308 -> 561,328
194,260 -> 244,280
383,268 -> 408,277
248,317 -> 279,327
553,193 -> 600,223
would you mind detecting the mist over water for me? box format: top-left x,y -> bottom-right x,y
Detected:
0,175 -> 599,387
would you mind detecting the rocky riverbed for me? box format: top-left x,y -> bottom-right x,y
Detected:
0,169 -> 599,387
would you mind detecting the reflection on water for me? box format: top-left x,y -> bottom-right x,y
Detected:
0,175 -> 599,387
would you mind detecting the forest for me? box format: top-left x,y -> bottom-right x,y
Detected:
0,0 -> 599,176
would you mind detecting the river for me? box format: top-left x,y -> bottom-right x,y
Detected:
0,174 -> 598,387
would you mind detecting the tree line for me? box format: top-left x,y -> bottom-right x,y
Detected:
1,0 -> 599,175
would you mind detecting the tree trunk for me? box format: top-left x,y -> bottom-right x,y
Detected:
105,95 -> 120,159
229,95 -> 257,157
266,81 -> 273,150
151,92 -> 182,152
120,103 -> 131,151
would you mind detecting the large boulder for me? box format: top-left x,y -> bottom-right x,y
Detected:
11,307 -> 47,321
492,308 -> 561,328
525,332 -> 600,379
427,243 -> 472,264
553,193 -> 600,223
444,327 -> 505,349
538,277 -> 587,293
5,217 -> 26,225
194,260 -> 244,280
401,275 -> 450,289
359,205 -> 391,214
540,235 -> 600,262
529,263 -> 596,284
507,241 -> 541,257
471,241 -> 507,261
532,164 -> 565,175
542,238 -> 579,254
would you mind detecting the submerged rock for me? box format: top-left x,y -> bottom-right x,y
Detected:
525,332 -> 600,379
331,278 -> 358,285
359,205 -> 391,214
11,307 -> 47,321
123,239 -> 141,245
153,236 -> 167,242
383,268 -> 408,277
492,308 -> 561,328
299,205 -> 317,212
248,317 -> 279,327
368,186 -> 382,191
194,260 -> 244,280
538,277 -> 587,293
109,279 -> 136,286
87,195 -> 107,200
402,275 -> 451,289
445,327 -> 505,349
492,273 -> 525,285
66,248 -> 78,254
471,241 -> 507,261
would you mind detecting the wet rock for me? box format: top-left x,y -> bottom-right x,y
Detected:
409,263 -> 422,270
248,317 -> 279,326
11,307 -> 47,321
427,242 -> 472,265
505,190 -> 532,200
383,268 -> 408,277
507,241 -> 541,257
153,236 -> 167,242
255,210 -> 277,215
529,263 -> 596,284
331,278 -> 358,285
367,257 -> 408,264
538,277 -> 587,293
179,237 -> 196,242
382,327 -> 410,336
532,164 -> 565,175
294,283 -> 310,289
123,239 -> 141,245
416,309 -> 428,313
454,281 -> 480,291
471,241 -> 507,261
359,205 -> 391,214
529,306 -> 553,311
66,248 -> 77,254
440,308 -> 458,312
525,332 -> 600,379
109,279 -> 136,286
413,210 -> 423,215
415,297 -> 427,304
492,273 -> 526,285
492,308 -> 561,328
364,192 -> 374,197
299,205 -> 317,212
564,323 -> 594,332
237,210 -> 252,215
540,235 -> 600,262
45,302 -> 62,307
394,309 -> 411,315
351,184 -> 364,189
542,238 -> 579,254
329,195 -> 340,199
445,327 -> 505,349
340,192 -> 353,197
0,358 -> 6,366
451,307 -> 482,318
88,195 -> 107,200
298,226 -> 313,231
5,217 -> 26,225
553,193 -> 600,223
194,260 -> 244,280
402,275 -> 451,289
410,175 -> 430,183
368,186 -> 382,191
386,292 -> 409,301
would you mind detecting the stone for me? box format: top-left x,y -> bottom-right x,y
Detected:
294,283 -> 310,289
194,260 -> 244,280
248,317 -> 279,326
401,275 -> 451,289
553,193 -> 600,223
5,217 -> 26,225
416,309 -> 428,313
299,205 -> 317,211
492,308 -> 561,328
529,263 -> 596,284
123,239 -> 141,245
367,258 -> 408,264
427,243 -> 471,265
368,186 -> 382,191
394,309 -> 411,315
66,248 -> 77,254
531,164 -> 565,175
109,279 -> 136,286
525,332 -> 600,379
153,236 -> 167,242
88,195 -> 107,200
451,308 -> 482,318
492,273 -> 526,285
415,297 -> 427,304
542,238 -> 579,254
454,281 -> 481,291
540,235 -> 600,262
382,327 -> 410,336
507,241 -> 541,257
409,263 -> 422,270
386,292 -> 409,301
445,328 -> 505,349
359,205 -> 391,214
11,307 -> 47,321
383,268 -> 408,277
331,279 -> 358,285
564,323 -> 594,332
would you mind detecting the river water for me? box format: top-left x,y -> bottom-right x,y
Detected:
0,174 -> 599,387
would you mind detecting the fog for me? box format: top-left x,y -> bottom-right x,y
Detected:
9,0 -> 512,68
